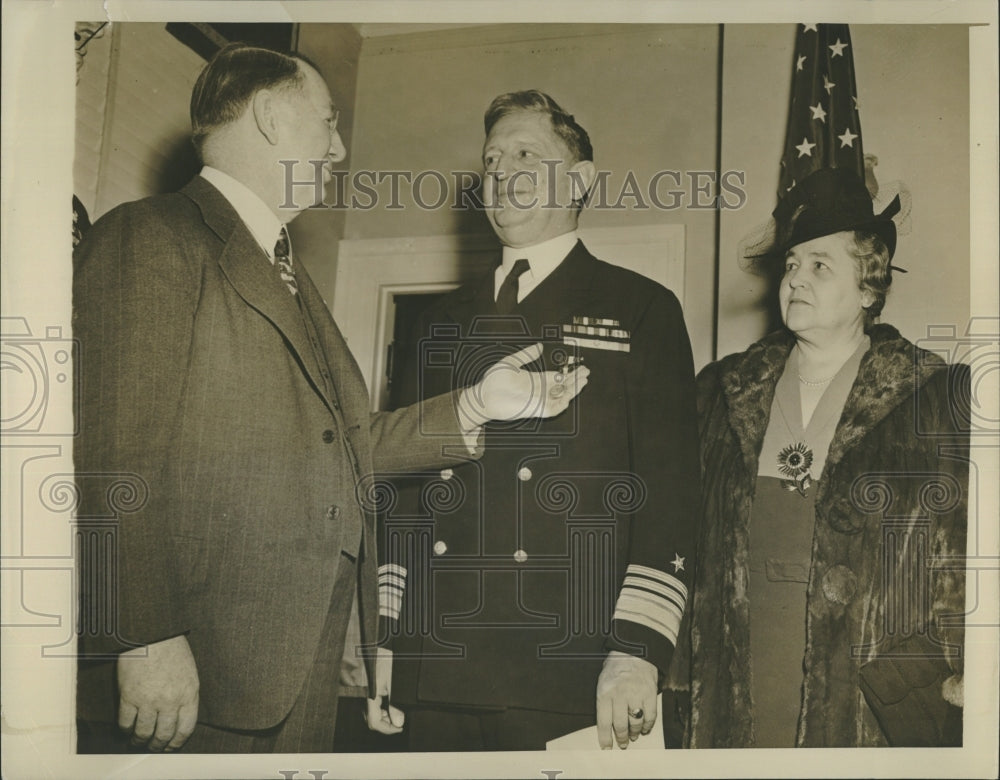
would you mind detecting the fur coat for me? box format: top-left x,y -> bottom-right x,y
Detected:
680,324 -> 969,747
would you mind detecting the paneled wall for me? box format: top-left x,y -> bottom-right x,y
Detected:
74,23 -> 203,220
73,25 -> 113,217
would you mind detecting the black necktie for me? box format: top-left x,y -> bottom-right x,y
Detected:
274,227 -> 298,296
496,258 -> 530,314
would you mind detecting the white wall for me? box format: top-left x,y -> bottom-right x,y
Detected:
852,24 -> 969,344
288,24 -> 361,306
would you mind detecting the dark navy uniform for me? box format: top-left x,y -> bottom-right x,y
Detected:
378,241 -> 701,748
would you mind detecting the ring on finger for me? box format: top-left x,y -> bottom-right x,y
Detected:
627,707 -> 644,720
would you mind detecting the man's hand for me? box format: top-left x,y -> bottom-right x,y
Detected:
458,342 -> 590,428
596,651 -> 658,750
117,634 -> 199,751
365,648 -> 405,735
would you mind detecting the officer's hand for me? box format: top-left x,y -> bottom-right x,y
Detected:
595,651 -> 657,750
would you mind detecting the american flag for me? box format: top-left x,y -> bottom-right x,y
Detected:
778,24 -> 865,198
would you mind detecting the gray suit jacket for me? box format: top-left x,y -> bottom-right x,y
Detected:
73,176 -> 474,730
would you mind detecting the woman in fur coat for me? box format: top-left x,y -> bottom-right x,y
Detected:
683,168 -> 969,748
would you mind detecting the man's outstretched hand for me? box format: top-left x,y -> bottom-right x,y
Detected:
117,634 -> 199,751
458,342 -> 590,428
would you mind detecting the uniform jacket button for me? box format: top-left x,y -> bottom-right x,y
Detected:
322,429 -> 335,443
440,468 -> 453,480
517,466 -> 533,481
433,540 -> 448,556
513,549 -> 528,563
327,505 -> 341,520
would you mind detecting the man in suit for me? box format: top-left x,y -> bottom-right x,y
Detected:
73,47 -> 587,754
380,90 -> 701,750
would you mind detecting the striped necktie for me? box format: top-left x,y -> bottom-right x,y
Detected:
274,226 -> 298,296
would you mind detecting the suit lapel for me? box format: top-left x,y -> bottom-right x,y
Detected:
181,177 -> 334,414
296,265 -> 372,435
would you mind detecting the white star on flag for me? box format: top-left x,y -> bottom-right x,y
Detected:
778,24 -> 864,196
671,554 -> 686,573
838,127 -> 859,147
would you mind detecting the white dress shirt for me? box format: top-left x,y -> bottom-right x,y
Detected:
200,166 -> 285,262
493,230 -> 579,304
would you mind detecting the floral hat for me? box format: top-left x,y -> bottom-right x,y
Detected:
739,158 -> 911,274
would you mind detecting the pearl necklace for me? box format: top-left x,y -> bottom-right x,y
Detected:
798,372 -> 835,387
794,334 -> 865,388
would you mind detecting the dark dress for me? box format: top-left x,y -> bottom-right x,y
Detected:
748,339 -> 867,746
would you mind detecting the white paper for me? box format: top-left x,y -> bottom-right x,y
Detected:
546,694 -> 665,750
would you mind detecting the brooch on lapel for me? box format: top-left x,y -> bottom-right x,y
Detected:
778,442 -> 815,497
561,316 -> 630,353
